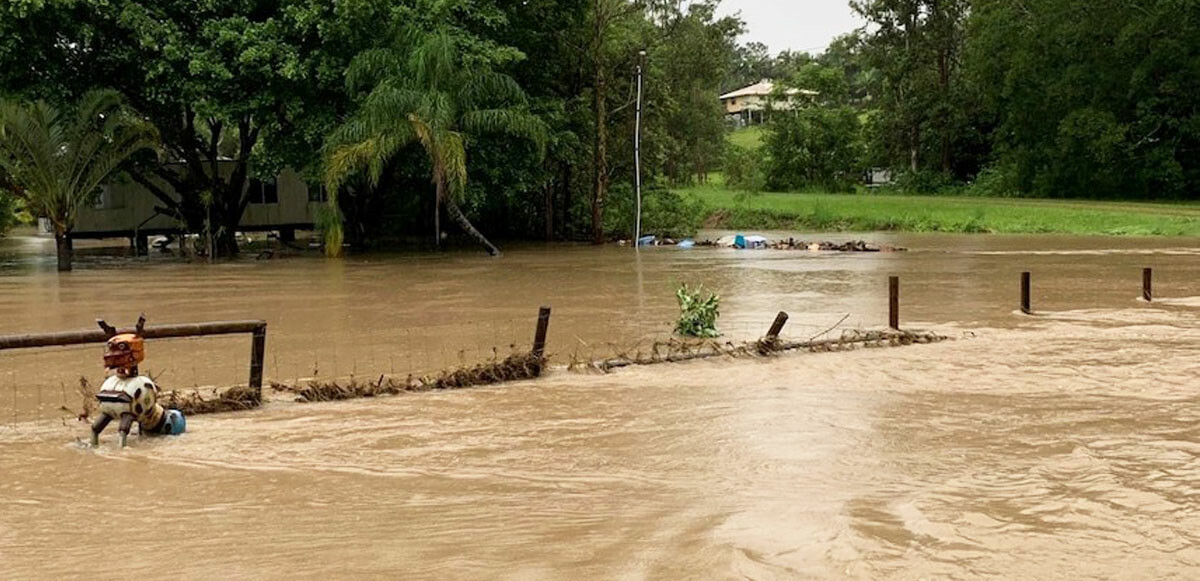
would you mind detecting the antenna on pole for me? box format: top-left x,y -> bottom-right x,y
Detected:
634,49 -> 646,250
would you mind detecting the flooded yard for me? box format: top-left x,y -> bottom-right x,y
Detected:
0,232 -> 1198,579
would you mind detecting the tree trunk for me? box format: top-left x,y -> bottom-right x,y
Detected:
938,47 -> 952,175
910,125 -> 920,174
434,181 -> 442,250
591,64 -> 609,245
544,180 -> 554,242
442,190 -> 501,257
54,230 -> 73,272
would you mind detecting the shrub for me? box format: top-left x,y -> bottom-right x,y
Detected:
675,283 -> 720,338
604,182 -> 706,240
763,106 -> 864,192
723,144 -> 765,191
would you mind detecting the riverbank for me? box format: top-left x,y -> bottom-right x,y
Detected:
676,182 -> 1200,237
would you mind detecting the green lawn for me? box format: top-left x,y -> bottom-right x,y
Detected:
726,126 -> 765,151
677,181 -> 1200,237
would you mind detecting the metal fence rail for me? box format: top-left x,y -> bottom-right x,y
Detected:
0,320 -> 268,393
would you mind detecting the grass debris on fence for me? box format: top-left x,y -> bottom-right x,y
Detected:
62,378 -> 262,419
276,351 -> 546,403
159,385 -> 262,415
573,328 -> 947,372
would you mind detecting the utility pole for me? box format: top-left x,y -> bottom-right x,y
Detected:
634,49 -> 646,249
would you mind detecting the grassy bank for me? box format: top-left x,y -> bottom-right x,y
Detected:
727,126 -> 765,150
676,181 -> 1200,236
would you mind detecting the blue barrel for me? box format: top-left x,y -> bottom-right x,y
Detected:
162,410 -> 187,435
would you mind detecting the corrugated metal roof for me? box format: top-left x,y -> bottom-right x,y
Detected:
719,80 -> 817,100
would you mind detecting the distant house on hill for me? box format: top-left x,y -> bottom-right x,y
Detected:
70,161 -> 324,252
719,80 -> 816,126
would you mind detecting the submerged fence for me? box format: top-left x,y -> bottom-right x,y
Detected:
0,265 -> 1182,424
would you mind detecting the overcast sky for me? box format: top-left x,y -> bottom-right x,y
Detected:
715,0 -> 864,55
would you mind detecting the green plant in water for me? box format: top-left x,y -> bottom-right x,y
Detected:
675,284 -> 721,338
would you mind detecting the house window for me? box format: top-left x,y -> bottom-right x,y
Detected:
92,185 -> 124,210
248,178 -> 279,204
307,183 -> 328,203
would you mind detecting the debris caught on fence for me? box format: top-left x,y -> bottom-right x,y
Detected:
276,351 -> 547,403
159,385 -> 262,415
60,376 -> 98,421
61,377 -> 261,419
572,329 -> 946,373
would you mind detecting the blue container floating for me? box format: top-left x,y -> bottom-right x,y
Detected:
637,235 -> 657,247
678,239 -> 695,249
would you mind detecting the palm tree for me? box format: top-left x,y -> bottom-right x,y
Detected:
324,29 -> 546,256
0,90 -> 158,271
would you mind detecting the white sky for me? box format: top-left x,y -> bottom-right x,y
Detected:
715,0 -> 864,55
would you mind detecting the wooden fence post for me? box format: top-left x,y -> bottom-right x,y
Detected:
766,311 -> 789,339
532,306 -> 552,360
1020,272 -> 1032,315
888,276 -> 900,330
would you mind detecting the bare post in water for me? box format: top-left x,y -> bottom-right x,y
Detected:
767,311 -> 789,339
1143,268 -> 1153,302
889,276 -> 900,330
1021,272 -> 1032,314
249,323 -> 267,396
532,306 -> 552,360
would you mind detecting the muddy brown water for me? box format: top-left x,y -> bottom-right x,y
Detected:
0,231 -> 1198,579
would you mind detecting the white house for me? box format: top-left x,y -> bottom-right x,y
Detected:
719,80 -> 816,125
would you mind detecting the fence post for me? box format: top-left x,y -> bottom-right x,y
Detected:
249,323 -> 267,396
1020,272 -> 1032,314
1143,267 -> 1153,302
888,276 -> 900,330
766,311 -> 789,339
532,306 -> 552,360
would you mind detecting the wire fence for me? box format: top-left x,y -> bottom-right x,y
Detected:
1,308 -> 872,426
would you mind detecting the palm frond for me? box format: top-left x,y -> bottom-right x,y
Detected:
459,108 -> 549,157
458,71 -> 529,110
0,92 -> 157,234
345,48 -> 406,96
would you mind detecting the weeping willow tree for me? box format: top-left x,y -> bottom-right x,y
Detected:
0,90 -> 158,271
324,27 -> 546,256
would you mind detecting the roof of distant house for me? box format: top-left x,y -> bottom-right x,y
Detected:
719,80 -> 817,100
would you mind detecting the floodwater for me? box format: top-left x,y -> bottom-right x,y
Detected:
0,230 -> 1198,579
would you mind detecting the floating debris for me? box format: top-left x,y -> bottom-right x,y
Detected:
623,235 -> 905,252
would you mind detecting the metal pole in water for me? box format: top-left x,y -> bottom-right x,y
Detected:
249,324 -> 267,397
889,276 -> 900,330
1143,267 -> 1153,302
633,50 -> 646,249
1021,272 -> 1032,314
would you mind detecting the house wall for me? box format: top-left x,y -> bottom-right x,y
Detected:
722,94 -> 766,114
73,164 -> 320,238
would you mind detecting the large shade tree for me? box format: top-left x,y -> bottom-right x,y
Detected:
324,28 -> 546,256
0,90 -> 158,271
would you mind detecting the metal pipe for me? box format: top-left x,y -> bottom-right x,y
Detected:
249,324 -> 268,395
0,320 -> 267,351
633,50 -> 646,249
